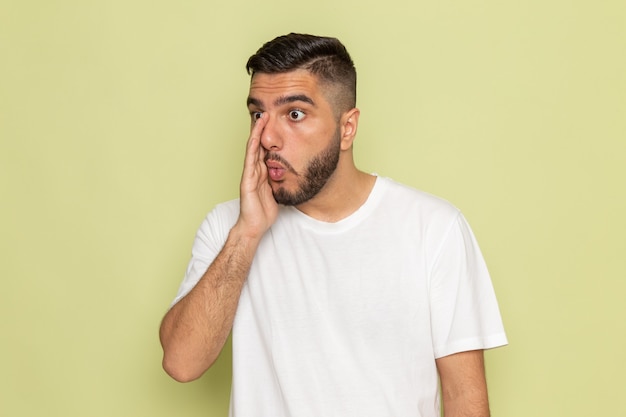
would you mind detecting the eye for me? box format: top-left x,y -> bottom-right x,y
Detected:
288,110 -> 305,121
251,111 -> 263,121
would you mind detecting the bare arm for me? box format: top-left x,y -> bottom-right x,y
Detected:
436,350 -> 490,417
159,114 -> 276,382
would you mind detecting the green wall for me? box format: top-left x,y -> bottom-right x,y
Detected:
2,0 -> 624,416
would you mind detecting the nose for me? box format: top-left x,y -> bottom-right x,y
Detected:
259,114 -> 283,151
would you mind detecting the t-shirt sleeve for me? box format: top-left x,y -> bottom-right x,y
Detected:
171,201 -> 239,306
429,212 -> 508,358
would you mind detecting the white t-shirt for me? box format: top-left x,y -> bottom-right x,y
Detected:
174,176 -> 507,417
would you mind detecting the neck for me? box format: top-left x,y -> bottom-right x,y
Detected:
295,163 -> 376,223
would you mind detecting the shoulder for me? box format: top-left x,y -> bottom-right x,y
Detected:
196,199 -> 240,242
377,176 -> 460,220
210,199 -> 240,221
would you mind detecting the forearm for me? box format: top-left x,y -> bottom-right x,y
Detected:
437,350 -> 490,417
441,392 -> 490,417
159,225 -> 260,382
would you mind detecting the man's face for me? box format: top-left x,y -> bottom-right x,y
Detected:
247,70 -> 342,206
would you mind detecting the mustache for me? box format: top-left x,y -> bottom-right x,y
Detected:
264,152 -> 297,175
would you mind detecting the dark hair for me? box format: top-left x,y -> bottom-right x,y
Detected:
246,33 -> 357,111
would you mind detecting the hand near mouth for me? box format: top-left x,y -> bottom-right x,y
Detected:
236,113 -> 279,241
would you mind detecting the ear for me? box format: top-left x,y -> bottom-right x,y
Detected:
339,108 -> 360,151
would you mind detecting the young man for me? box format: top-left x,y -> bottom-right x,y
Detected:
160,33 -> 507,417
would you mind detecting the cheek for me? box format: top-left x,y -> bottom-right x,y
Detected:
288,118 -> 335,141
280,117 -> 337,159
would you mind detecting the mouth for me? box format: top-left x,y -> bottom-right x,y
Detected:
265,160 -> 287,181
265,153 -> 297,182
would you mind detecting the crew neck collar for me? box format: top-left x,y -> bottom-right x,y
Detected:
283,175 -> 386,233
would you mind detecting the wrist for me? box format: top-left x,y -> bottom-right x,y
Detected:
229,220 -> 265,249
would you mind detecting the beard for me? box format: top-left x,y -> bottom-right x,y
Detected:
268,128 -> 341,206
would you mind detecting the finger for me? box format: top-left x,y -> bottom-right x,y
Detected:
246,113 -> 267,154
257,143 -> 268,179
243,114 -> 267,177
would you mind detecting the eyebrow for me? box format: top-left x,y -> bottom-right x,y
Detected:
247,94 -> 315,108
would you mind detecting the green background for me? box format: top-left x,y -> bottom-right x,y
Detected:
2,0 -> 624,416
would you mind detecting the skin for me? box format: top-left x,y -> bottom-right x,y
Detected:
246,69 -> 374,220
159,69 -> 491,417
437,350 -> 491,417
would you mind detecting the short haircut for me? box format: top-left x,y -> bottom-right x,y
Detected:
246,33 -> 357,114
